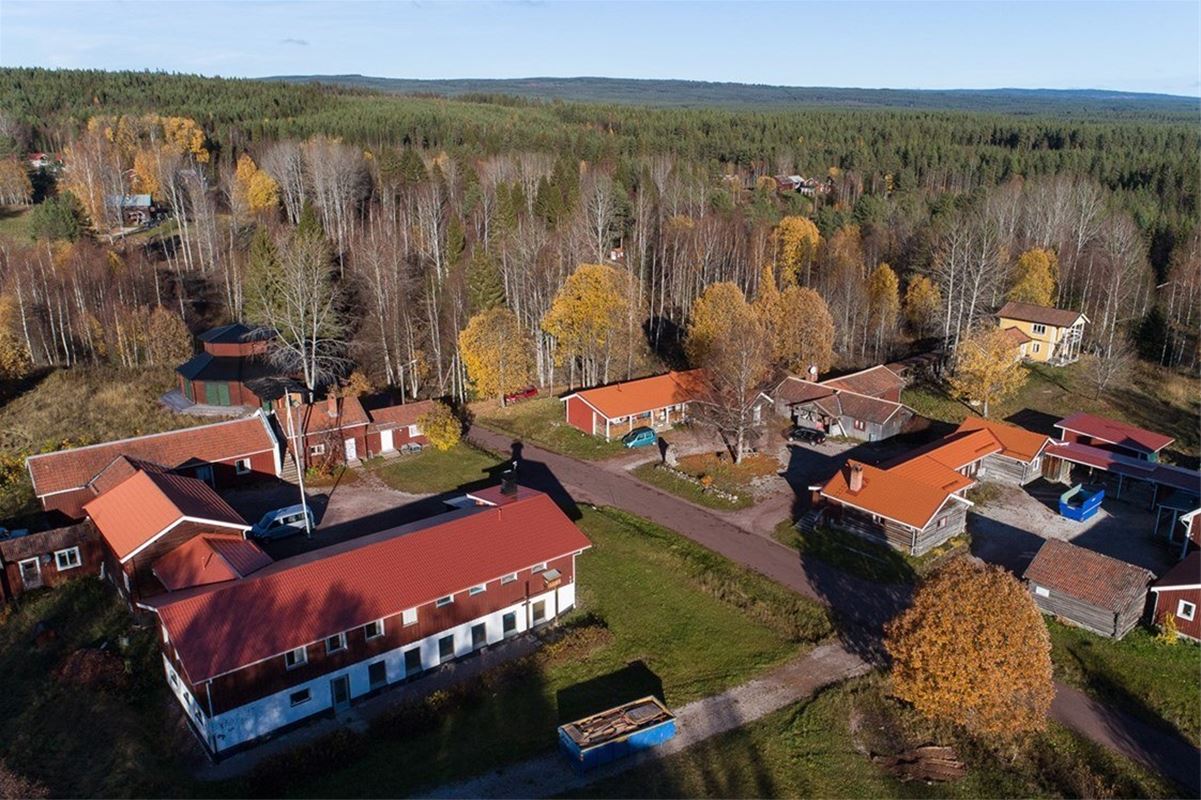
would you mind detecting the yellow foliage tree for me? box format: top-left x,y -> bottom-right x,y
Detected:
685,281 -> 748,366
771,215 -> 821,285
460,306 -> 534,402
1009,247 -> 1058,306
867,262 -> 900,355
948,328 -> 1028,417
160,116 -> 210,163
131,148 -> 161,198
541,263 -> 636,387
0,295 -> 30,380
904,275 -> 943,338
234,153 -> 281,215
755,265 -> 835,373
886,558 -> 1054,738
417,401 -> 461,452
339,370 -> 373,398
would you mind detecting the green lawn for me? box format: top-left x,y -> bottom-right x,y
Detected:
474,396 -> 628,460
772,519 -> 970,585
631,460 -> 752,510
578,675 -> 1178,799
245,507 -> 829,797
363,442 -> 503,494
903,361 -> 1200,459
1049,621 -> 1201,746
0,580 -> 194,798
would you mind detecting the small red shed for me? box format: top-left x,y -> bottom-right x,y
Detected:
1150,550 -> 1201,642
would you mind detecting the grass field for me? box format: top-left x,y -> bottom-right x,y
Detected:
1049,621 -> 1201,746
474,397 -> 627,460
578,675 -> 1178,799
772,519 -> 970,585
0,205 -> 32,242
903,361 -> 1201,460
244,507 -> 830,797
363,442 -> 503,494
631,461 -> 752,510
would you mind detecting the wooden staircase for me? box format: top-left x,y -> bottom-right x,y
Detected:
279,450 -> 301,485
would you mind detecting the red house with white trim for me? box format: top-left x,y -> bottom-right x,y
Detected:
1150,550 -> 1201,641
562,370 -> 705,441
143,485 -> 590,755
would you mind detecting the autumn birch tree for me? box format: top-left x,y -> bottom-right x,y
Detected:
948,328 -> 1027,417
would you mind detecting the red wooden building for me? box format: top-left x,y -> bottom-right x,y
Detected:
0,522 -> 103,602
1150,551 -> 1201,642
562,370 -> 705,440
144,485 -> 590,755
26,412 -> 281,520
176,324 -> 291,409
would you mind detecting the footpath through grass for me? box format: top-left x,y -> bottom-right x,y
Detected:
474,396 -> 627,460
364,441 -> 502,494
578,675 -> 1178,799
239,506 -> 831,797
1049,621 -> 1201,746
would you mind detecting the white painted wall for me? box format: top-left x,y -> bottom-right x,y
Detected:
170,587 -> 577,754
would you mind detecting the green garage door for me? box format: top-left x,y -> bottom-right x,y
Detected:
205,381 -> 232,406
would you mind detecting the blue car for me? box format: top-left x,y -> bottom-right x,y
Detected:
622,426 -> 657,448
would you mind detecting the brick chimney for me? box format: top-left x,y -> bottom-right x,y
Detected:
807,364 -> 819,382
847,462 -> 864,493
326,395 -> 338,418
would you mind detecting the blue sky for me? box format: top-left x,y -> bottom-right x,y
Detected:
2,1 -> 1198,95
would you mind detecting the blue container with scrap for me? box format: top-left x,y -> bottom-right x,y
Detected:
1059,483 -> 1105,522
557,696 -> 677,772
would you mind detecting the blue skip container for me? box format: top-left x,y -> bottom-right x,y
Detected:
1059,483 -> 1105,522
557,696 -> 677,772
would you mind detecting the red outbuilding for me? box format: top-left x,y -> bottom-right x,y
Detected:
1151,550 -> 1201,641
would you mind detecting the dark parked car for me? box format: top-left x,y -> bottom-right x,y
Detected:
787,426 -> 826,445
504,385 -> 539,404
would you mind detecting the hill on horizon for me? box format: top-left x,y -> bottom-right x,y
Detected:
265,74 -> 1200,116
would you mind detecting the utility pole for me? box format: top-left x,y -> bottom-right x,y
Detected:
284,392 -> 313,537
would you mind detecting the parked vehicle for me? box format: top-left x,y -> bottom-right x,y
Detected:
621,426 -> 657,448
787,425 -> 826,445
504,386 -> 538,405
249,505 -> 314,540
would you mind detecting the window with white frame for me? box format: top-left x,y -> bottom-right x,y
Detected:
435,594 -> 454,608
364,619 -> 385,640
1178,599 -> 1197,622
290,688 -> 311,706
310,443 -> 326,456
501,572 -> 518,585
469,583 -> 486,596
1032,342 -> 1041,353
937,517 -> 947,529
408,424 -> 420,437
54,547 -> 82,571
325,632 -> 347,654
235,457 -> 251,475
531,562 -> 547,574
1032,323 -> 1047,335
284,646 -> 308,669
402,607 -> 418,626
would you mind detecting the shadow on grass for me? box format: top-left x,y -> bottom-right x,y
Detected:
556,661 -> 664,724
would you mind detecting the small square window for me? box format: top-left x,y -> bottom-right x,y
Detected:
501,573 -> 518,585
1178,600 -> 1197,622
285,646 -> 308,669
364,619 -> 384,640
408,424 -> 420,437
435,595 -> 454,608
402,607 -> 418,626
1035,586 -> 1050,598
310,443 -> 326,456
937,517 -> 947,529
326,633 -> 347,654
54,547 -> 82,571
531,562 -> 547,574
289,688 -> 311,706
468,584 -> 486,596
1032,342 -> 1041,353
235,458 -> 251,475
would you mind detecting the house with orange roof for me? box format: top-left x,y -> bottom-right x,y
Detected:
952,416 -> 1052,485
562,370 -> 706,440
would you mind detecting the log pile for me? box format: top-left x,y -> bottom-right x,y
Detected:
873,745 -> 966,782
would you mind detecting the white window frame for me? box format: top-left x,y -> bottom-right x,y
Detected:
501,572 -> 518,585
234,457 -> 251,475
290,688 -> 311,706
531,562 -> 548,574
1032,323 -> 1047,335
1035,586 -> 1050,598
468,583 -> 486,596
54,546 -> 82,571
1178,599 -> 1197,622
1032,342 -> 1041,353
408,424 -> 420,437
309,443 -> 326,456
284,646 -> 308,670
325,632 -> 348,654
435,595 -> 454,608
402,607 -> 418,626
364,619 -> 385,640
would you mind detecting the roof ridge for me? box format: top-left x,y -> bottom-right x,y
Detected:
26,410 -> 265,462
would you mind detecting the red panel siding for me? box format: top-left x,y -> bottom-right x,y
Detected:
1154,587 -> 1201,641
565,396 -> 598,436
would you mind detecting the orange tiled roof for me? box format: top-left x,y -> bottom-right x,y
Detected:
955,416 -> 1050,463
1001,326 -> 1032,346
83,470 -> 248,561
569,370 -> 706,420
153,534 -> 271,592
822,461 -> 961,529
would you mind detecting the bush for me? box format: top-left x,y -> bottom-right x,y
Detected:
418,401 -> 461,452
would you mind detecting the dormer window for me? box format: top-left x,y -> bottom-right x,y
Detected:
284,646 -> 307,670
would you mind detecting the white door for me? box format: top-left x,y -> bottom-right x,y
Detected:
344,438 -> 358,461
18,558 -> 41,589
379,428 -> 394,453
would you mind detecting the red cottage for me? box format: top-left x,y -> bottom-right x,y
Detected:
562,370 -> 705,441
176,324 -> 290,410
1150,551 -> 1201,641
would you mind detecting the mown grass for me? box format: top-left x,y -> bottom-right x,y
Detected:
241,506 -> 829,797
363,442 -> 502,494
1049,621 -> 1201,746
773,519 -> 970,585
903,361 -> 1200,459
631,460 -> 752,510
578,674 -> 1179,799
474,396 -> 628,460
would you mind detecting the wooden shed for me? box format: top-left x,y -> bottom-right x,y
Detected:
1023,539 -> 1153,639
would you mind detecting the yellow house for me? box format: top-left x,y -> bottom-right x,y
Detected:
996,301 -> 1088,365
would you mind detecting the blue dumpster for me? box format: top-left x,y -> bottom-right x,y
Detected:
557,696 -> 677,772
1059,483 -> 1105,522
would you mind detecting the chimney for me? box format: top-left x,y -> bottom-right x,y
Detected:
847,462 -> 864,493
807,364 -> 819,382
500,469 -> 517,496
325,395 -> 338,418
